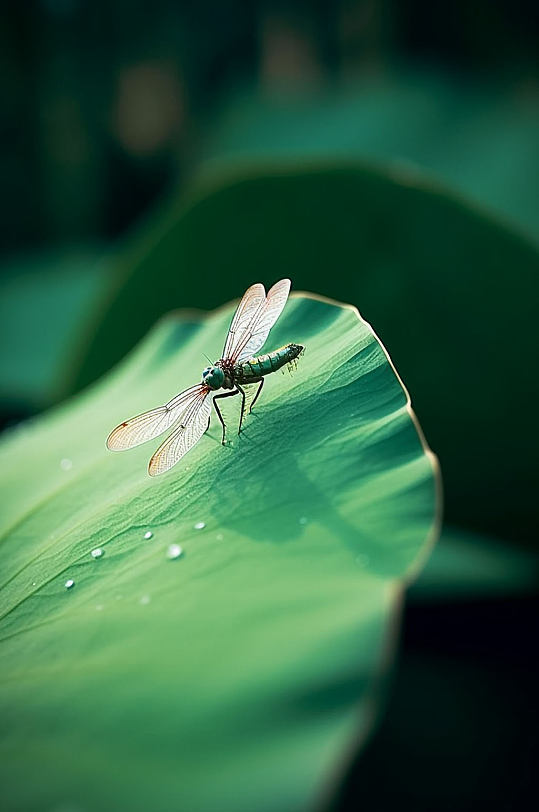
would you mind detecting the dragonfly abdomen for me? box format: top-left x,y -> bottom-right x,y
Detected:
235,343 -> 304,382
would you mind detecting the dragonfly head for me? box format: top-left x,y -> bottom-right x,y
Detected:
201,365 -> 225,390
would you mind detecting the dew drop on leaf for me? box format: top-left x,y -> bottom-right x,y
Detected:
194,522 -> 206,531
144,530 -> 153,540
167,544 -> 183,560
65,579 -> 75,589
60,458 -> 73,471
139,595 -> 151,605
216,533 -> 224,541
91,548 -> 104,559
298,516 -> 308,525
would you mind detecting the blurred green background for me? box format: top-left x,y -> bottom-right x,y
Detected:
1,1 -> 538,810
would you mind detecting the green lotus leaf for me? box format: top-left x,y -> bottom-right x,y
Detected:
0,292 -> 439,812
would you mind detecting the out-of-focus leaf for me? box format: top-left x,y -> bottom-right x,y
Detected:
409,527 -> 539,602
204,74 -> 539,239
0,249 -> 108,411
0,293 -> 438,812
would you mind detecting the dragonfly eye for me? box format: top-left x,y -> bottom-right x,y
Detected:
201,365 -> 225,390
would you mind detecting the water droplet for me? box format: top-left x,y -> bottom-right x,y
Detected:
139,594 -> 151,605
298,516 -> 308,525
91,547 -> 104,559
167,544 -> 183,560
355,554 -> 369,567
216,533 -> 224,541
96,604 -> 103,611
65,579 -> 75,589
31,581 -> 36,586
144,530 -> 153,540
194,521 -> 205,531
60,458 -> 73,471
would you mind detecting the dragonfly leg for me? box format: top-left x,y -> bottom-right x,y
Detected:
213,390 -> 239,444
236,384 -> 247,434
249,379 -> 264,414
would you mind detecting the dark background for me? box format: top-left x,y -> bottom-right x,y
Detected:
2,0 -> 538,255
1,2 -> 538,810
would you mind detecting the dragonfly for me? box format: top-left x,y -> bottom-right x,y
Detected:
107,278 -> 304,476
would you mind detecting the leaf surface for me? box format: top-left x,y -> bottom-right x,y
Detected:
0,294 -> 438,812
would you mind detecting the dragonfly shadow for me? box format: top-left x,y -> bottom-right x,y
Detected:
211,447 -> 372,555
204,363 -> 408,574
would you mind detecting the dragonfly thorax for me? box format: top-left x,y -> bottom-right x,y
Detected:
201,365 -> 225,390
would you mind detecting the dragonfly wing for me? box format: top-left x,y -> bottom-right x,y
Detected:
222,282 -> 266,361
235,278 -> 291,362
148,389 -> 212,476
106,384 -> 203,451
